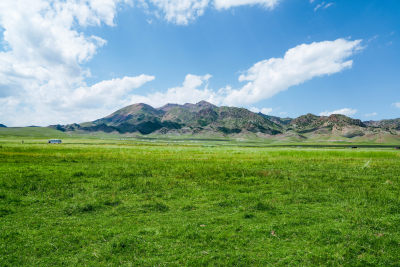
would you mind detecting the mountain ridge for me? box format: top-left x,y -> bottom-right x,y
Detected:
50,101 -> 400,141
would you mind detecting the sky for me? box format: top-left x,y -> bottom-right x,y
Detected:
0,0 -> 399,126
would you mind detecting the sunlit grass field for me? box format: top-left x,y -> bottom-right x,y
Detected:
1,137 -> 400,265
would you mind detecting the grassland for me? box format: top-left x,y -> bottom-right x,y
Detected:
1,132 -> 400,265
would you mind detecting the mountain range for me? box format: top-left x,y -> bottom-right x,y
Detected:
50,101 -> 400,142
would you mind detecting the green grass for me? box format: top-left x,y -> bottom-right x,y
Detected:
0,137 -> 400,265
0,127 -> 68,138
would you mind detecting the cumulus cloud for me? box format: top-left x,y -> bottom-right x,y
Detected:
319,108 -> 357,117
249,107 -> 273,114
214,0 -> 278,10
222,38 -> 362,106
394,102 -> 400,108
62,75 -> 155,109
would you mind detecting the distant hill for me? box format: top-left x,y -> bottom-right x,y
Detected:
289,113 -> 364,132
0,126 -> 66,138
0,124 -> 6,128
50,101 -> 400,141
364,119 -> 400,130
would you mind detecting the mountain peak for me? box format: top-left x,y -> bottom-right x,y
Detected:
182,100 -> 217,111
326,114 -> 365,127
158,103 -> 180,112
196,100 -> 216,107
290,113 -> 319,126
158,101 -> 216,112
114,103 -> 156,115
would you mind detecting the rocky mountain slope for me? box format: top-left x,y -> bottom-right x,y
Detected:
364,119 -> 400,130
53,101 -> 283,135
50,101 -> 400,140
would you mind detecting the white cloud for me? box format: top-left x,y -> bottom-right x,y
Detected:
127,74 -> 219,107
249,107 -> 273,114
394,102 -> 400,108
62,75 -> 155,109
0,74 -> 155,126
365,112 -> 377,117
222,38 -> 362,106
319,108 -> 357,117
214,0 -> 278,10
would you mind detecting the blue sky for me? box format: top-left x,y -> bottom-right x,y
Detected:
0,0 -> 399,126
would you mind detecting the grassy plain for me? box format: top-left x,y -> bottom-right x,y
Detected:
1,130 -> 400,265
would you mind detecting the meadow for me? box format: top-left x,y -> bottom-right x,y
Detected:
1,133 -> 400,265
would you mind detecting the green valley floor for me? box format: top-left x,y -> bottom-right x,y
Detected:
1,139 -> 400,265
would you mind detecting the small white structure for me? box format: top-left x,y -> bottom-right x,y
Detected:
48,139 -> 62,144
